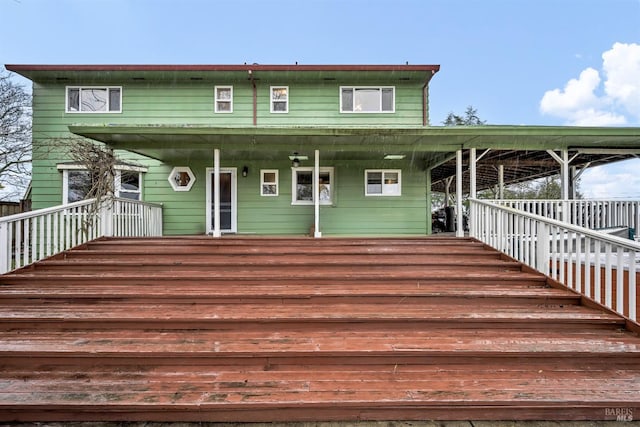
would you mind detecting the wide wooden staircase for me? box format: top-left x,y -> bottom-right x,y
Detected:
0,236 -> 639,422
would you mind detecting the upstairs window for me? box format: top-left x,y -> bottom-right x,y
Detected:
215,86 -> 233,113
270,86 -> 289,113
66,87 -> 122,113
365,170 -> 401,196
340,87 -> 394,113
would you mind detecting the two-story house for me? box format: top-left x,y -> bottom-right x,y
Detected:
6,64 -> 640,238
7,64 -> 444,237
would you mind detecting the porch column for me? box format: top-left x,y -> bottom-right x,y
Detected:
426,168 -> 432,235
456,149 -> 464,237
213,148 -> 221,238
469,148 -> 476,238
569,166 -> 577,200
444,177 -> 453,207
470,148 -> 477,199
498,164 -> 504,199
546,149 -> 571,200
547,149 -> 573,221
314,149 -> 322,238
561,149 -> 569,200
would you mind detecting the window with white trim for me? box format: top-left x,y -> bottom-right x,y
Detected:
116,170 -> 142,200
365,170 -> 401,196
261,169 -> 279,196
59,165 -> 144,203
340,87 -> 395,113
214,86 -> 233,113
292,167 -> 334,205
66,87 -> 122,113
270,86 -> 288,113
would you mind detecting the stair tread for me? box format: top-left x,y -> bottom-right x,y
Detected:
44,255 -> 506,266
3,270 -> 540,280
2,329 -> 638,355
0,301 -> 619,322
0,282 -> 574,300
1,373 -> 639,408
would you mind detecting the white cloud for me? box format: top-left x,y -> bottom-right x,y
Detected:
580,159 -> 640,198
540,42 -> 640,126
603,42 -> 640,121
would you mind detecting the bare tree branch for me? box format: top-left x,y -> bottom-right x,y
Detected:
0,68 -> 32,201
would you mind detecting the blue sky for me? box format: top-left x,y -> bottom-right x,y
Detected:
1,0 -> 640,197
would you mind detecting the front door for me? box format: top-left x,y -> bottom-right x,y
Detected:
206,168 -> 237,233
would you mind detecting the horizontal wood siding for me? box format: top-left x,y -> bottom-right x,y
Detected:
29,77 -> 429,235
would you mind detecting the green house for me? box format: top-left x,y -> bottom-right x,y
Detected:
6,64 -> 640,237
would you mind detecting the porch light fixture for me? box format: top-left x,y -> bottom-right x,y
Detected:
383,154 -> 406,160
289,152 -> 308,167
242,166 -> 249,177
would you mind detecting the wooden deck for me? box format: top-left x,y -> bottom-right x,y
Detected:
0,236 -> 639,422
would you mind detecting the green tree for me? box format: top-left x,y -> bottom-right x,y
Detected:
479,175 -> 581,200
443,105 -> 486,126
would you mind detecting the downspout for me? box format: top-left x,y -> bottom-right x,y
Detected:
422,82 -> 428,126
249,69 -> 257,126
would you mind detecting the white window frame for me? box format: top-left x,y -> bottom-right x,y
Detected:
340,86 -> 395,113
115,170 -> 143,200
260,169 -> 279,196
291,167 -> 334,206
365,169 -> 402,196
214,85 -> 233,113
270,86 -> 289,113
168,166 -> 196,192
58,164 -> 145,204
66,86 -> 122,113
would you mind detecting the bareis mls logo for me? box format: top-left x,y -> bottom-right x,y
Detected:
605,407 -> 634,421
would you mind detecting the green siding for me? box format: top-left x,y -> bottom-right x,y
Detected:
29,74 -> 431,235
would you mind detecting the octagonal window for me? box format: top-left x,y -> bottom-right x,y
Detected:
168,167 -> 196,192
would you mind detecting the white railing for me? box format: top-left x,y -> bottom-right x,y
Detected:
470,199 -> 638,322
0,198 -> 163,274
495,199 -> 640,236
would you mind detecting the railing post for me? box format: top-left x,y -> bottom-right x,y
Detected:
0,221 -> 9,274
101,200 -> 114,237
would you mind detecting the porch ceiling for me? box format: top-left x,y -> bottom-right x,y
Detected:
69,124 -> 640,192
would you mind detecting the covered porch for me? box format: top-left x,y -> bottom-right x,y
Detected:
68,124 -> 640,237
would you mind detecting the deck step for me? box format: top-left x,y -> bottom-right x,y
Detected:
0,236 -> 638,422
1,360 -> 639,422
2,328 -> 638,359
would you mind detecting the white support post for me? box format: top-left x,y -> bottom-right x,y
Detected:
561,149 -> 569,200
470,148 -> 477,199
213,148 -> 221,238
0,221 -> 8,274
536,223 -> 550,275
101,200 -> 113,237
456,149 -> 464,237
314,149 -> 322,238
444,176 -> 452,206
547,149 -> 571,221
498,164 -> 504,199
469,148 -> 477,238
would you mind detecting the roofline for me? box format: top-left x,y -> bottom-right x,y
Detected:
5,64 -> 440,73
